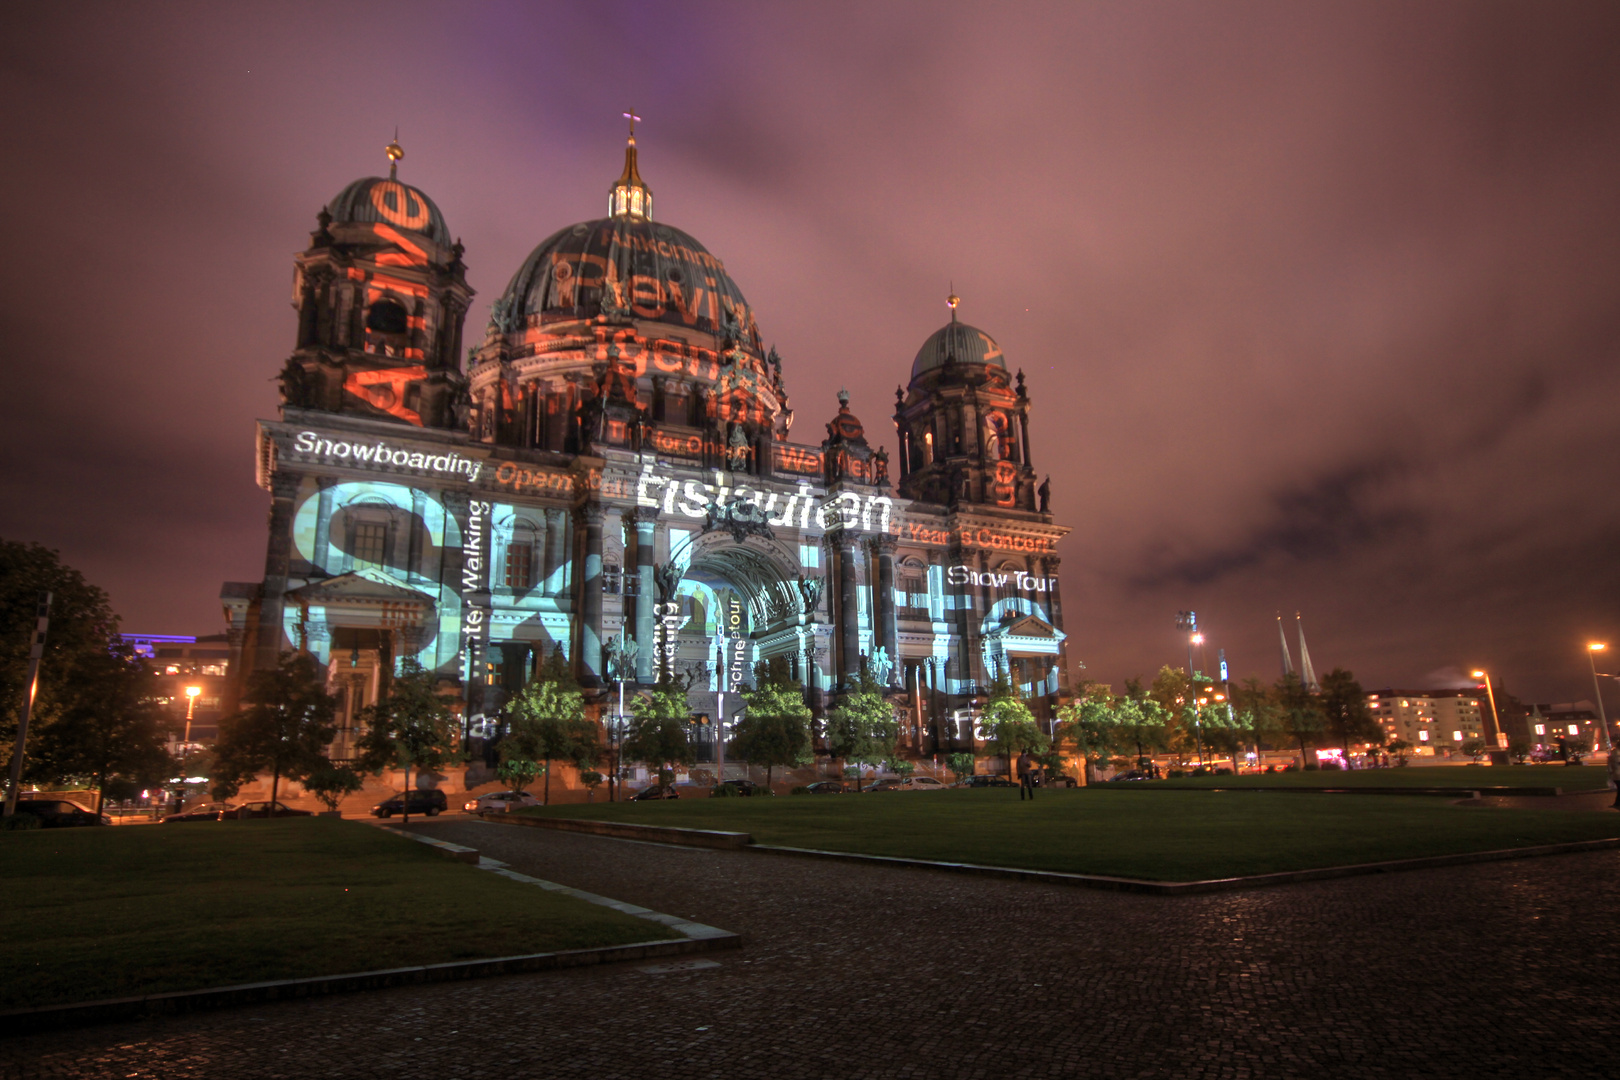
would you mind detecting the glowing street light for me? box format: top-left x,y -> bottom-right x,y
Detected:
183,685 -> 202,744
1469,670 -> 1504,752
1587,644 -> 1613,754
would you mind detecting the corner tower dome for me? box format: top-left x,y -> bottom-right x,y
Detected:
325,136 -> 452,247
911,293 -> 1006,379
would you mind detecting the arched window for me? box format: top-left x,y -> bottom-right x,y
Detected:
365,299 -> 408,334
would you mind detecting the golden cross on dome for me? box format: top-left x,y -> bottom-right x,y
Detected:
385,127 -> 403,178
623,110 -> 641,139
947,282 -> 960,322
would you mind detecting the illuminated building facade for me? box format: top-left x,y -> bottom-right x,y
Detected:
223,131 -> 1070,759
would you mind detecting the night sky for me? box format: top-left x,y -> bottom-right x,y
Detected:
3,2 -> 1616,705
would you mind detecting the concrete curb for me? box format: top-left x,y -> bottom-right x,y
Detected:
0,827 -> 739,1037
1131,785 -> 1567,797
478,810 -> 753,849
0,938 -> 724,1036
749,836 -> 1620,895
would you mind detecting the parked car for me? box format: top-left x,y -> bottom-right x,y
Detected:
370,790 -> 447,818
861,778 -> 907,792
1044,773 -> 1079,789
163,802 -> 237,823
717,779 -> 774,797
865,776 -> 949,792
631,784 -> 680,801
958,775 -> 1012,788
235,801 -> 315,819
12,799 -> 105,827
804,780 -> 847,794
1108,770 -> 1153,782
464,790 -> 541,813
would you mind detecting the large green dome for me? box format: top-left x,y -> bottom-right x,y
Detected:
327,176 -> 452,247
494,216 -> 760,349
912,320 -> 1006,379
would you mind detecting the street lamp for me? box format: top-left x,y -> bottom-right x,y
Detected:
1469,670 -> 1504,752
1588,644 -> 1613,755
183,685 -> 202,745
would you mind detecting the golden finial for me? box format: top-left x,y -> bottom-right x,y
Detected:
947,283 -> 960,323
385,128 -> 404,178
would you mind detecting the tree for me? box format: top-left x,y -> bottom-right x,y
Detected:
945,752 -> 976,783
732,659 -> 812,791
1386,738 -> 1414,766
213,651 -> 336,809
496,756 -> 541,794
1274,672 -> 1324,768
580,770 -> 604,801
1508,738 -> 1532,765
1460,739 -> 1487,764
1057,682 -> 1123,784
26,645 -> 172,811
824,660 -> 898,791
2,540 -> 124,796
304,763 -> 363,813
502,651 -> 596,805
1318,669 -> 1381,752
1115,678 -> 1171,768
623,674 -> 696,787
1229,677 -> 1281,765
976,674 -> 1048,779
355,658 -> 460,823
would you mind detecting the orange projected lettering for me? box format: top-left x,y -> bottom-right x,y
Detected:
369,180 -> 431,231
343,366 -> 428,425
774,446 -> 823,475
492,462 -> 576,495
372,223 -> 430,268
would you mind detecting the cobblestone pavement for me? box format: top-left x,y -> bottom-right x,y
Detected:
5,819 -> 1617,1079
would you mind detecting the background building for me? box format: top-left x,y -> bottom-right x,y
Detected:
1366,689 -> 1487,755
121,633 -> 231,744
222,133 -> 1072,767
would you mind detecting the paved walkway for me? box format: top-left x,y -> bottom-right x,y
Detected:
5,819 -> 1617,1079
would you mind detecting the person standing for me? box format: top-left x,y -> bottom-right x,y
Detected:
1606,734 -> 1620,810
1017,750 -> 1035,801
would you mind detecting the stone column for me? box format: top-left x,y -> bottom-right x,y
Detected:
253,471 -> 302,671
312,479 -> 336,575
835,533 -> 861,688
1019,407 -> 1032,469
873,536 -> 899,685
578,505 -> 605,687
633,508 -> 657,683
544,508 -> 568,597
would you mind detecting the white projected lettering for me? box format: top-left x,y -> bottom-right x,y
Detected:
946,566 -> 1059,593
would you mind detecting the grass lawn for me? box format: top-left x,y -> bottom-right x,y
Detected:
0,818 -> 666,1010
518,788 -> 1620,881
1150,763 -> 1610,791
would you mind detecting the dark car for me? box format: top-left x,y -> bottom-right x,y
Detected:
234,800 -> 315,819
631,784 -> 680,801
961,775 -> 1012,788
370,790 -> 447,818
1109,770 -> 1153,782
805,780 -> 846,794
13,799 -> 105,827
717,779 -> 773,797
163,802 -> 237,823
1044,773 -> 1079,789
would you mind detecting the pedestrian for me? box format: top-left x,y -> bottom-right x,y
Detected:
1606,735 -> 1620,810
1017,750 -> 1035,801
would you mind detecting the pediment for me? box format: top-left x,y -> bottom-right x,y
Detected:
287,569 -> 434,607
998,613 -> 1059,639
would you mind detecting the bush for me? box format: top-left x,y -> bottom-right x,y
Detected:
1215,767 -> 1232,776
710,783 -> 743,798
789,785 -> 811,796
1168,768 -> 1187,779
1191,766 -> 1209,777
0,813 -> 41,832
1303,763 -> 1320,771
1319,761 -> 1341,771
1265,764 -> 1277,773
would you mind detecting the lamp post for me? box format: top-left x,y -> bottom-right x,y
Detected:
183,685 -> 202,745
1588,643 -> 1613,755
1469,670 -> 1504,752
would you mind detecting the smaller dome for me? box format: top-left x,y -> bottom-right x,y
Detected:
328,176 -> 451,247
912,320 -> 1006,379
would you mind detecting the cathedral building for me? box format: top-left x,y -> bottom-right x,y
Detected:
222,129 -> 1071,761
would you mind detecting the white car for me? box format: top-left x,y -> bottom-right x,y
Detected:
464,790 -> 542,813
862,776 -> 950,792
